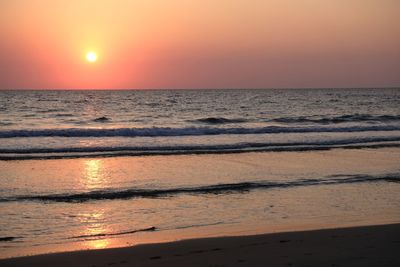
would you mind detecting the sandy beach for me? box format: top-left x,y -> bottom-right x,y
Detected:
0,223 -> 398,267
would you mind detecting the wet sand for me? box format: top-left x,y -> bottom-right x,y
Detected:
1,223 -> 399,267
1,148 -> 400,259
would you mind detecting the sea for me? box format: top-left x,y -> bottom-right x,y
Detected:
1,88 -> 400,258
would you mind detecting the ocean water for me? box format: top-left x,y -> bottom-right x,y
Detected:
0,88 -> 400,258
1,88 -> 400,159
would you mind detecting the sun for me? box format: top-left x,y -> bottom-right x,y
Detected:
86,51 -> 97,62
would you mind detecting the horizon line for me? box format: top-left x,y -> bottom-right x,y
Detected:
1,86 -> 400,91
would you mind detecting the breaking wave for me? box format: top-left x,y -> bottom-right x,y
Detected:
1,125 -> 400,138
272,114 -> 400,124
1,136 -> 400,160
2,173 -> 398,203
191,117 -> 248,124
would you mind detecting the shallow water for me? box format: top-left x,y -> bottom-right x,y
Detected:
0,149 -> 399,258
0,89 -> 400,258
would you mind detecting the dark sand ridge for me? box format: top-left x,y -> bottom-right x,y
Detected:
1,223 -> 399,267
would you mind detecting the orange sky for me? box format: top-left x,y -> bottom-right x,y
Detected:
0,0 -> 399,89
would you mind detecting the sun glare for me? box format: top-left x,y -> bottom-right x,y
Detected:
86,52 -> 97,62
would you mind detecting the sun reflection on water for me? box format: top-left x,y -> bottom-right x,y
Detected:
84,159 -> 104,189
79,159 -> 112,249
78,208 -> 111,249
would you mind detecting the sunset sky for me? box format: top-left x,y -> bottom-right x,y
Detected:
0,0 -> 399,89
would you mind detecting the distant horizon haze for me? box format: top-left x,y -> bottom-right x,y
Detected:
1,87 -> 400,91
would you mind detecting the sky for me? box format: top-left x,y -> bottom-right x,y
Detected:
0,0 -> 399,89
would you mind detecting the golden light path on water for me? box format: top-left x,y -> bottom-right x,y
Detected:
84,159 -> 104,189
80,159 -> 110,249
78,208 -> 110,249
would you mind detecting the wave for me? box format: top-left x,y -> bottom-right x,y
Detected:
1,136 -> 399,155
272,114 -> 400,124
0,237 -> 18,242
93,116 -> 110,122
2,173 -> 398,203
0,122 -> 13,126
1,125 -> 400,138
1,142 -> 399,160
54,113 -> 74,117
69,227 -> 156,240
191,117 -> 247,124
37,109 -> 63,113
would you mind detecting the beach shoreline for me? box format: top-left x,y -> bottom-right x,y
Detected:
1,148 -> 400,260
1,223 -> 399,266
